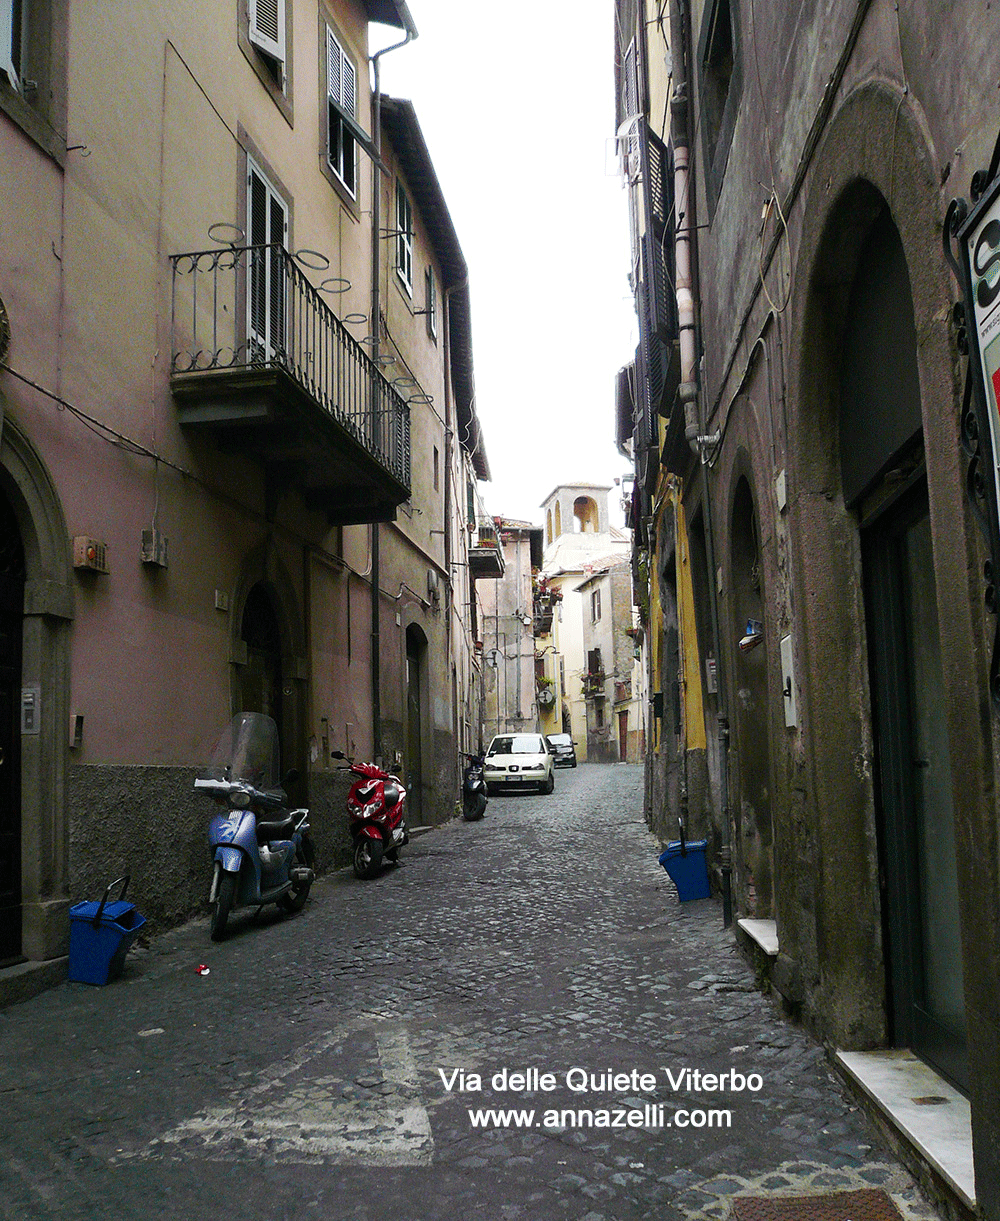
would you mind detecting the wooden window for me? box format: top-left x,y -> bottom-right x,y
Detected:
326,26 -> 357,197
425,266 -> 437,338
249,0 -> 286,84
0,0 -> 21,88
247,159 -> 289,365
396,182 -> 413,295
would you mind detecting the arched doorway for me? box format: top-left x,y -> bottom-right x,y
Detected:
842,206 -> 967,1089
405,624 -> 426,823
0,485 -> 25,963
239,582 -> 283,727
730,476 -> 773,918
234,576 -> 305,805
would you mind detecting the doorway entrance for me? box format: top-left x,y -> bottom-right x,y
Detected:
405,626 -> 424,823
0,486 -> 25,964
239,582 -> 283,727
863,483 -> 968,1091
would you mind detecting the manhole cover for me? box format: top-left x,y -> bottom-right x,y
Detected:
731,1188 -> 904,1221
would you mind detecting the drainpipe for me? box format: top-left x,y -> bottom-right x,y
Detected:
671,0 -> 733,927
443,276 -> 468,774
369,13 -> 416,762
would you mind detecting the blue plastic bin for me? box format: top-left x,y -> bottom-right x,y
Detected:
658,839 -> 711,902
68,876 -> 146,985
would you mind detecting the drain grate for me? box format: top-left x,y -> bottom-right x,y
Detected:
730,1188 -> 905,1221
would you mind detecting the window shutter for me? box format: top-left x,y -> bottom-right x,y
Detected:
0,1 -> 19,90
249,0 -> 285,67
327,28 -> 341,106
247,161 -> 288,364
341,55 -> 356,119
327,29 -> 356,117
621,39 -> 641,184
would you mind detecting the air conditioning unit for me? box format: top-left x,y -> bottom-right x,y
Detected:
73,536 -> 110,574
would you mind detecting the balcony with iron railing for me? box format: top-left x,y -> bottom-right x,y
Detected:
169,243 -> 410,524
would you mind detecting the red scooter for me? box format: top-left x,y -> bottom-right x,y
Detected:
331,751 -> 409,879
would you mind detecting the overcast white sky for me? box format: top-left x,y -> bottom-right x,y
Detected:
375,2 -> 637,530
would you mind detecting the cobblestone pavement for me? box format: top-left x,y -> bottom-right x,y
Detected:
0,763 -> 945,1220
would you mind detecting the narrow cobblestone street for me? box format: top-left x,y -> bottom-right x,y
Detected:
1,764 -> 945,1220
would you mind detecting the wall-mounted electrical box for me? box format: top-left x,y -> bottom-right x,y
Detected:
73,536 -> 110,573
141,527 -> 168,568
69,713 -> 84,749
21,686 -> 41,735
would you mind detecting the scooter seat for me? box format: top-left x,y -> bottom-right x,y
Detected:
256,815 -> 295,842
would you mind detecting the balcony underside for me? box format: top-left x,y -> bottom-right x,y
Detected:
172,366 -> 410,525
468,546 -> 505,578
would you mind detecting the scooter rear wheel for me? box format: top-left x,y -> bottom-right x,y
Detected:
210,871 -> 238,941
279,838 -> 314,913
353,837 -> 383,879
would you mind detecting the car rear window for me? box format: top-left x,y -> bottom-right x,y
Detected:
488,735 -> 544,755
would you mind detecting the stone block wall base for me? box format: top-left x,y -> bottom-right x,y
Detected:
0,957 -> 68,1010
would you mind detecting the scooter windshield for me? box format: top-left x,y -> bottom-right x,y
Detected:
205,712 -> 281,789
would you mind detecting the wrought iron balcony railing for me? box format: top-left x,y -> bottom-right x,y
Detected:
169,244 -> 410,494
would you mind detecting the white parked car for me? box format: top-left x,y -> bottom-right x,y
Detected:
483,733 -> 555,795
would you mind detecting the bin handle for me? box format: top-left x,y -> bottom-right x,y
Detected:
92,875 -> 130,926
678,818 -> 687,857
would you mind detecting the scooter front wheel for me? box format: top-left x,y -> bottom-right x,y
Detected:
210,871 -> 238,941
353,836 -> 383,879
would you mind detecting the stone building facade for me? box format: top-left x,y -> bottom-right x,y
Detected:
615,0 -> 1000,1214
0,0 -> 491,993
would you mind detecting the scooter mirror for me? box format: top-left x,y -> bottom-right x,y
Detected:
331,750 -> 345,759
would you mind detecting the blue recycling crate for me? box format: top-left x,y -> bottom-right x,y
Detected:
68,876 -> 146,985
658,839 -> 711,902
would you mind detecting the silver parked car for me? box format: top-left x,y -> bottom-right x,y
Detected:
483,733 -> 555,795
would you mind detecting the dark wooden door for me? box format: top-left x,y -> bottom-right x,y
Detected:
864,484 -> 968,1091
0,490 -> 25,964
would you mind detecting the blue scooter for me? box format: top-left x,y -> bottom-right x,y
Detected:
195,712 -> 315,941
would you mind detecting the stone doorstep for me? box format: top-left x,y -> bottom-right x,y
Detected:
738,917 -> 779,956
835,1048 -> 976,1213
0,956 -> 68,1011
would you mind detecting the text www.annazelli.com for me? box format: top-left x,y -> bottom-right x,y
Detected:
467,1105 -> 732,1131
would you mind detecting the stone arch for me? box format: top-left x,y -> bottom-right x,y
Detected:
229,541 -> 307,799
0,412 -> 73,961
728,471 -> 773,917
573,496 -> 598,533
785,79 -> 956,1044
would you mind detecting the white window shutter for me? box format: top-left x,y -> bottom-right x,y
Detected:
327,27 -> 341,106
341,55 -> 356,119
249,0 -> 285,67
0,0 -> 19,90
327,28 -> 356,119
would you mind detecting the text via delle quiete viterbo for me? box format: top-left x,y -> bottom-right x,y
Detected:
437,1065 -> 762,1132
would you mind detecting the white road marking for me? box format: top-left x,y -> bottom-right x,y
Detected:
128,1018 -> 434,1166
